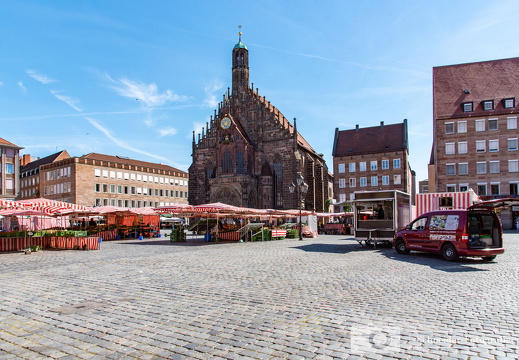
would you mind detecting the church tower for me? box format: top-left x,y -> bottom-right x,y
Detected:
232,31 -> 249,95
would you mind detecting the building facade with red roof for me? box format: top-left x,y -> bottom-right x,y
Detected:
431,57 -> 519,229
189,34 -> 330,211
332,120 -> 414,206
31,152 -> 188,207
0,137 -> 23,200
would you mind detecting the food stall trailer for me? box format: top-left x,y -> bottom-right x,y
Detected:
352,190 -> 411,248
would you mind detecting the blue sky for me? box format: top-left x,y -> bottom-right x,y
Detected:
1,0 -> 519,184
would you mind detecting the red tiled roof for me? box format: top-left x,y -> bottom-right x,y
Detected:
81,153 -> 187,174
333,122 -> 407,157
433,57 -> 519,120
0,137 -> 22,148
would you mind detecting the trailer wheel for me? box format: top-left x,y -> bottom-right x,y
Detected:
441,243 -> 459,261
395,239 -> 410,254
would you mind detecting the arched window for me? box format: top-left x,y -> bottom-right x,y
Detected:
222,150 -> 233,174
273,157 -> 283,208
236,151 -> 244,173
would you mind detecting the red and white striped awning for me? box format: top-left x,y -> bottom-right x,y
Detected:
16,198 -> 92,215
0,199 -> 29,209
154,204 -> 194,214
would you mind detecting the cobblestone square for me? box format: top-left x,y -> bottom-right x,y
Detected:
1,233 -> 518,359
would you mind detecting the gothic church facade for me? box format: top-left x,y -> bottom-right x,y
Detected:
188,35 -> 329,211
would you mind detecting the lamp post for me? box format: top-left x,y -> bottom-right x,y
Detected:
289,172 -> 309,240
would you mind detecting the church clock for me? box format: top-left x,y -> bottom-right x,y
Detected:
220,116 -> 231,129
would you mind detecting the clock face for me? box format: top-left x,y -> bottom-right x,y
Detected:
221,117 -> 231,129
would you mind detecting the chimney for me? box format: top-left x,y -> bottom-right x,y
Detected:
355,124 -> 359,131
380,121 -> 384,128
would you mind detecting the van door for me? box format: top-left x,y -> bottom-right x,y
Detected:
427,214 -> 461,251
405,216 -> 428,249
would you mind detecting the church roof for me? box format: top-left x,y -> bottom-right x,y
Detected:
233,40 -> 247,50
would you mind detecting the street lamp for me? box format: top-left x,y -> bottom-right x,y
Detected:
289,172 -> 309,240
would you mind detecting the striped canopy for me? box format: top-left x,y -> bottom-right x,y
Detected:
17,198 -> 92,215
0,199 -> 29,209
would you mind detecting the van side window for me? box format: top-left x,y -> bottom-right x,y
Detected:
410,217 -> 427,230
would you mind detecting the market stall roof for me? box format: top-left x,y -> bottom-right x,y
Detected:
154,204 -> 194,214
17,198 -> 92,214
0,199 -> 30,209
315,212 -> 354,217
0,209 -> 51,217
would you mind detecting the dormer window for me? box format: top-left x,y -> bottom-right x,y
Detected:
462,102 -> 473,112
482,100 -> 494,111
503,98 -> 515,109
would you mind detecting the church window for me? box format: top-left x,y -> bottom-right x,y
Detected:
236,151 -> 244,173
273,160 -> 283,208
222,150 -> 233,174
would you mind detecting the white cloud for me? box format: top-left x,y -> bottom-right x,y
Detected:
85,117 -> 175,165
158,127 -> 178,137
18,82 -> 26,93
106,75 -> 188,107
51,90 -> 82,112
26,69 -> 57,84
203,79 -> 223,107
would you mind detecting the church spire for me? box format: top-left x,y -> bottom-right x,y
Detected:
232,26 -> 249,95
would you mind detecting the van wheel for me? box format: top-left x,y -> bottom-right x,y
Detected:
482,256 -> 496,262
395,239 -> 410,254
442,243 -> 459,261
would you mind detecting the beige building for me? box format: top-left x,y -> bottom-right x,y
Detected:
22,152 -> 188,207
0,137 -> 23,200
332,120 -> 415,206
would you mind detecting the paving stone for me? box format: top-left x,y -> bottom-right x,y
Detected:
1,234 -> 518,360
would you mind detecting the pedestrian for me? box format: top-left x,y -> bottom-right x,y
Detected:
377,204 -> 385,219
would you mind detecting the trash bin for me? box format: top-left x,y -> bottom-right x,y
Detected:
204,232 -> 211,242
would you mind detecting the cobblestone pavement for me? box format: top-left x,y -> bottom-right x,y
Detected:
1,232 -> 518,359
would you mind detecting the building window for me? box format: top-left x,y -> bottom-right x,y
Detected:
103,184 -> 108,193
476,140 -> 486,152
338,178 -> 346,188
510,183 -> 519,195
459,184 -> 469,192
349,178 -> 356,188
488,118 -> 498,131
462,102 -> 473,112
482,100 -> 494,111
370,161 -> 378,171
94,169 -> 101,177
477,183 -> 487,196
393,175 -> 401,185
393,159 -> 401,169
338,194 -> 346,203
508,117 -> 518,130
338,163 -> 345,173
95,184 -> 100,192
359,162 -> 366,171
509,160 -> 519,172
5,164 -> 14,174
382,175 -> 389,185
490,183 -> 500,195
446,164 -> 456,175
489,161 -> 500,174
236,151 -> 244,173
360,177 -> 367,187
446,185 -> 456,193
476,162 -> 487,174
110,185 -> 116,193
458,142 -> 468,154
371,176 -> 378,186
222,150 -> 233,174
489,139 -> 499,152
102,170 -> 108,178
475,119 -> 485,132
445,143 -> 455,155
381,160 -> 389,170
457,121 -> 467,133
458,163 -> 468,175
508,138 -> 518,151
503,98 -> 515,109
445,122 -> 454,134
349,163 -> 356,172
